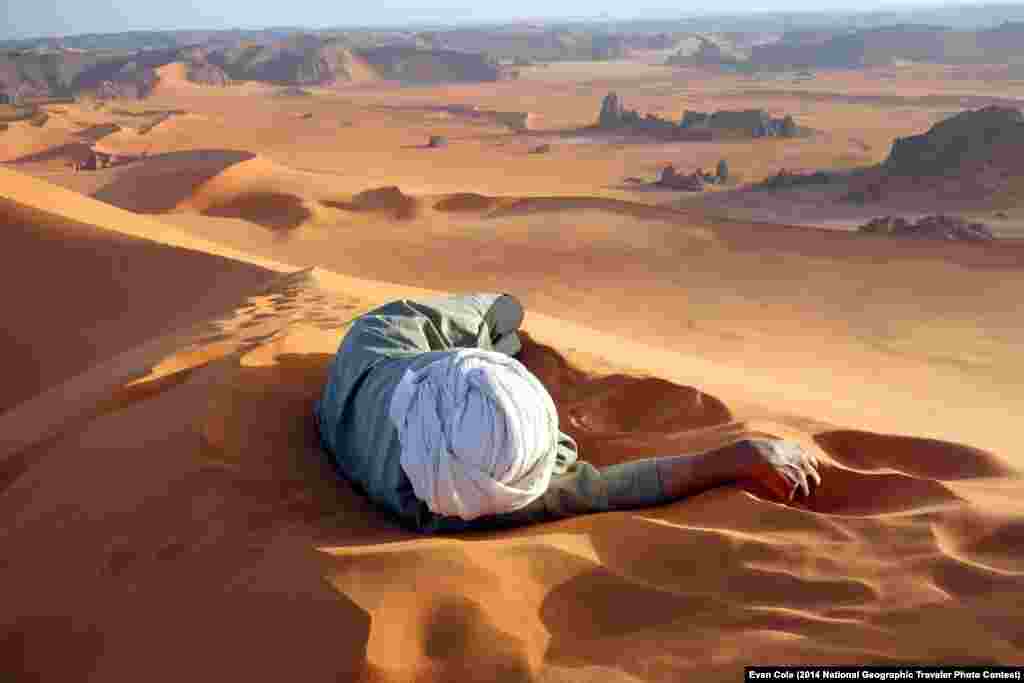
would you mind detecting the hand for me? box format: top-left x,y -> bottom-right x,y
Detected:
743,438 -> 822,502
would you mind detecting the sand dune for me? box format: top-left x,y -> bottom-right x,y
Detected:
4,55 -> 1024,681
0,120 -> 82,163
7,141 -> 96,165
322,186 -> 419,220
2,165 -> 1024,682
152,62 -> 202,93
2,265 -> 1022,681
151,185 -> 1024,467
90,150 -> 257,212
432,192 -> 503,212
0,168 -> 288,414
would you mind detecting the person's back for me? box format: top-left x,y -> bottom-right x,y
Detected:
315,292 -> 821,533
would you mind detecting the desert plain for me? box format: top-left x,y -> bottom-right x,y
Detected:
2,38 -> 1024,682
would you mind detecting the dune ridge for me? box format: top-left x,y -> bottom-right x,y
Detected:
2,164 -> 1024,681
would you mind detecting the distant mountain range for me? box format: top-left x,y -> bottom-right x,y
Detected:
664,22 -> 1024,70
0,33 -> 506,101
9,15 -> 1024,102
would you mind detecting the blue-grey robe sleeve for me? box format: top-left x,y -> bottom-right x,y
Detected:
314,291 -> 670,536
419,459 -> 668,534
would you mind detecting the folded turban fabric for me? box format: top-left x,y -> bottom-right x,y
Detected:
387,348 -> 560,520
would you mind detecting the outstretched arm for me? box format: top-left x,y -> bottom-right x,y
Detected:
437,435 -> 824,533
653,437 -> 821,503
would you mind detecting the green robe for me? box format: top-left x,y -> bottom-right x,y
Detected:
314,293 -> 667,533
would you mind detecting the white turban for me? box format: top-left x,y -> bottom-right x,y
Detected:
387,348 -> 560,520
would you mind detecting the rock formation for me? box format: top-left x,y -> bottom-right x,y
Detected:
600,95 -> 801,139
207,35 -> 355,86
93,64 -> 159,100
884,106 -> 1024,178
28,109 -> 49,127
760,169 -> 835,190
657,164 -> 705,191
781,114 -> 798,138
275,86 -> 312,97
334,185 -> 418,220
716,159 -> 730,183
186,59 -> 231,86
427,135 -> 448,148
591,34 -> 628,61
681,108 -> 799,138
858,215 -> 995,241
666,34 -> 749,67
842,107 -> 1024,204
356,46 -> 500,84
598,92 -> 624,128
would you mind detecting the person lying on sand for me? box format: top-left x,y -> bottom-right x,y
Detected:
314,293 -> 822,533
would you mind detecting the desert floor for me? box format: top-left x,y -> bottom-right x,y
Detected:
2,58 -> 1023,681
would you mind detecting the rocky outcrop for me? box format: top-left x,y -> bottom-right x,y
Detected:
0,34 -> 507,101
275,86 -> 312,97
681,108 -> 800,138
716,159 -> 730,183
666,35 -> 749,67
591,34 -> 628,61
841,106 -> 1024,204
93,63 -> 159,100
747,24 -> 1024,71
355,46 -> 500,84
657,165 -> 705,191
599,94 -> 801,139
759,168 -> 835,190
427,135 -> 448,148
70,148 -> 117,171
206,35 -> 358,85
186,59 -> 231,86
598,92 -> 624,127
28,109 -> 49,127
884,106 -> 1024,177
858,215 -> 995,241
680,111 -> 710,128
598,93 -> 678,132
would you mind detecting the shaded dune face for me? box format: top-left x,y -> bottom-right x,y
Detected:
0,195 -> 270,415
516,332 -> 1009,517
323,186 -> 418,220
92,150 -> 258,213
516,331 -> 733,466
432,192 -> 498,212
202,191 -> 312,230
8,142 -> 95,164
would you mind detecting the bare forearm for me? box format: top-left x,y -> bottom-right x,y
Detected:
653,440 -> 757,500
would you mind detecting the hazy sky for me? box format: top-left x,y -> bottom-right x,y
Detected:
0,0 -> 1002,40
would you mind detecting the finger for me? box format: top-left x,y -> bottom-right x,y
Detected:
797,469 -> 809,499
787,470 -> 803,501
809,466 -> 822,488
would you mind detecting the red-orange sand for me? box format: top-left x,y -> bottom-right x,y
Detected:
2,60 -> 1024,681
